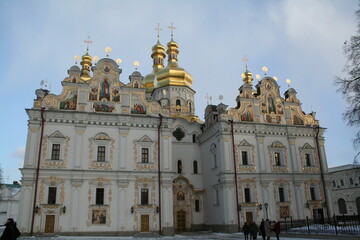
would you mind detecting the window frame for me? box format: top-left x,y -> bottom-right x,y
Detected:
141,147 -> 149,163
51,144 -> 61,160
47,187 -> 57,205
96,188 -> 105,205
141,188 -> 149,205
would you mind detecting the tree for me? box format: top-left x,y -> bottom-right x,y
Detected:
335,7 -> 360,148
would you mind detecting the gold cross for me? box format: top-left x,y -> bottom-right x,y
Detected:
168,23 -> 176,37
242,55 -> 249,70
205,93 -> 212,105
155,23 -> 162,39
84,36 -> 93,52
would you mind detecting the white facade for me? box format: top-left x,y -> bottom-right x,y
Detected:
19,37 -> 332,236
329,164 -> 360,215
0,183 -> 21,224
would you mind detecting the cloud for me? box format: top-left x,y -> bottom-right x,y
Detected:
12,147 -> 25,159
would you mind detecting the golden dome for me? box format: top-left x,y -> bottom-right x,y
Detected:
80,52 -> 92,81
242,69 -> 253,86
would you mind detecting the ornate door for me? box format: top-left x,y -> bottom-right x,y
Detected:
141,214 -> 149,232
246,212 -> 253,223
44,215 -> 55,233
176,210 -> 186,232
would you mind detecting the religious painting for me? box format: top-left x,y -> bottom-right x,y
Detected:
280,206 -> 289,218
267,97 -> 276,113
59,90 -> 77,110
92,210 -> 106,224
93,101 -> 115,112
240,108 -> 253,122
177,192 -> 185,201
112,89 -> 120,102
131,94 -> 146,114
89,87 -> 98,101
99,78 -> 110,101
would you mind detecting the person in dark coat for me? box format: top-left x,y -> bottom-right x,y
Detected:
259,219 -> 266,240
273,221 -> 281,240
243,222 -> 250,240
249,221 -> 259,240
0,218 -> 20,240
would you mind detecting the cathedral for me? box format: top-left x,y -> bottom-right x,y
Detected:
18,33 -> 333,236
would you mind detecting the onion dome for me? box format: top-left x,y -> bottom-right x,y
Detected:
154,38 -> 193,88
80,52 -> 92,81
241,68 -> 253,86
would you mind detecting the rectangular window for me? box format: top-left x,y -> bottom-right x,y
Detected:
195,199 -> 200,212
214,154 -> 217,168
279,187 -> 285,202
305,153 -> 311,166
51,144 -> 60,160
47,187 -> 57,204
141,188 -> 149,205
141,148 -> 149,163
215,189 -> 219,205
275,152 -> 281,166
310,187 -> 316,200
97,146 -> 106,162
96,188 -> 104,205
244,188 -> 251,203
242,151 -> 248,165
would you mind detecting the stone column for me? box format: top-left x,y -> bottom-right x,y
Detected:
287,136 -> 298,172
256,135 -> 266,172
26,125 -> 41,167
70,180 -> 83,232
162,181 -> 174,235
117,180 -> 129,231
118,128 -> 129,169
74,126 -> 86,168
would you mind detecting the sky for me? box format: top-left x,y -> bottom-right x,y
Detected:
0,0 -> 358,183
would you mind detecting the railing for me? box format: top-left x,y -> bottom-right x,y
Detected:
288,214 -> 360,235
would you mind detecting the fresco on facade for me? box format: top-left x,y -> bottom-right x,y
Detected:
112,89 -> 120,102
92,210 -> 106,224
89,87 -> 98,101
280,206 -> 289,218
240,109 -> 253,122
93,101 -> 115,112
131,94 -> 146,114
59,90 -> 77,110
99,78 -> 110,101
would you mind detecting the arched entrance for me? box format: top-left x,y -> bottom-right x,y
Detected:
173,176 -> 203,232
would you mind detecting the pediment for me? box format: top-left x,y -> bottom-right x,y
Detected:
138,135 -> 153,142
302,143 -> 314,150
239,140 -> 252,147
49,131 -> 65,139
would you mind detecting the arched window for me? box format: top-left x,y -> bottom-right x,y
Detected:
356,197 -> 360,214
177,160 -> 182,174
340,179 -> 344,186
338,198 -> 347,214
210,143 -> 217,168
176,99 -> 181,112
134,82 -> 139,88
192,134 -> 196,143
193,161 -> 198,174
333,181 -> 336,187
195,199 -> 200,212
350,178 -> 354,185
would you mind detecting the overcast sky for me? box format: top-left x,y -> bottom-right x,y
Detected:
0,0 -> 358,183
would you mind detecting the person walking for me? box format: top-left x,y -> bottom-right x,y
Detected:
273,220 -> 281,240
243,222 -> 250,240
264,219 -> 271,240
249,221 -> 259,240
0,218 -> 20,240
259,219 -> 266,240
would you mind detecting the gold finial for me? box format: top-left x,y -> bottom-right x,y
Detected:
242,55 -> 249,70
168,23 -> 176,39
134,61 -> 140,70
205,93 -> 212,105
262,66 -> 268,76
84,36 -> 93,52
155,23 -> 163,40
105,47 -> 112,57
74,55 -> 80,64
286,78 -> 291,87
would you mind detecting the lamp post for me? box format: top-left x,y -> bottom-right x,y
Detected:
264,202 -> 269,219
